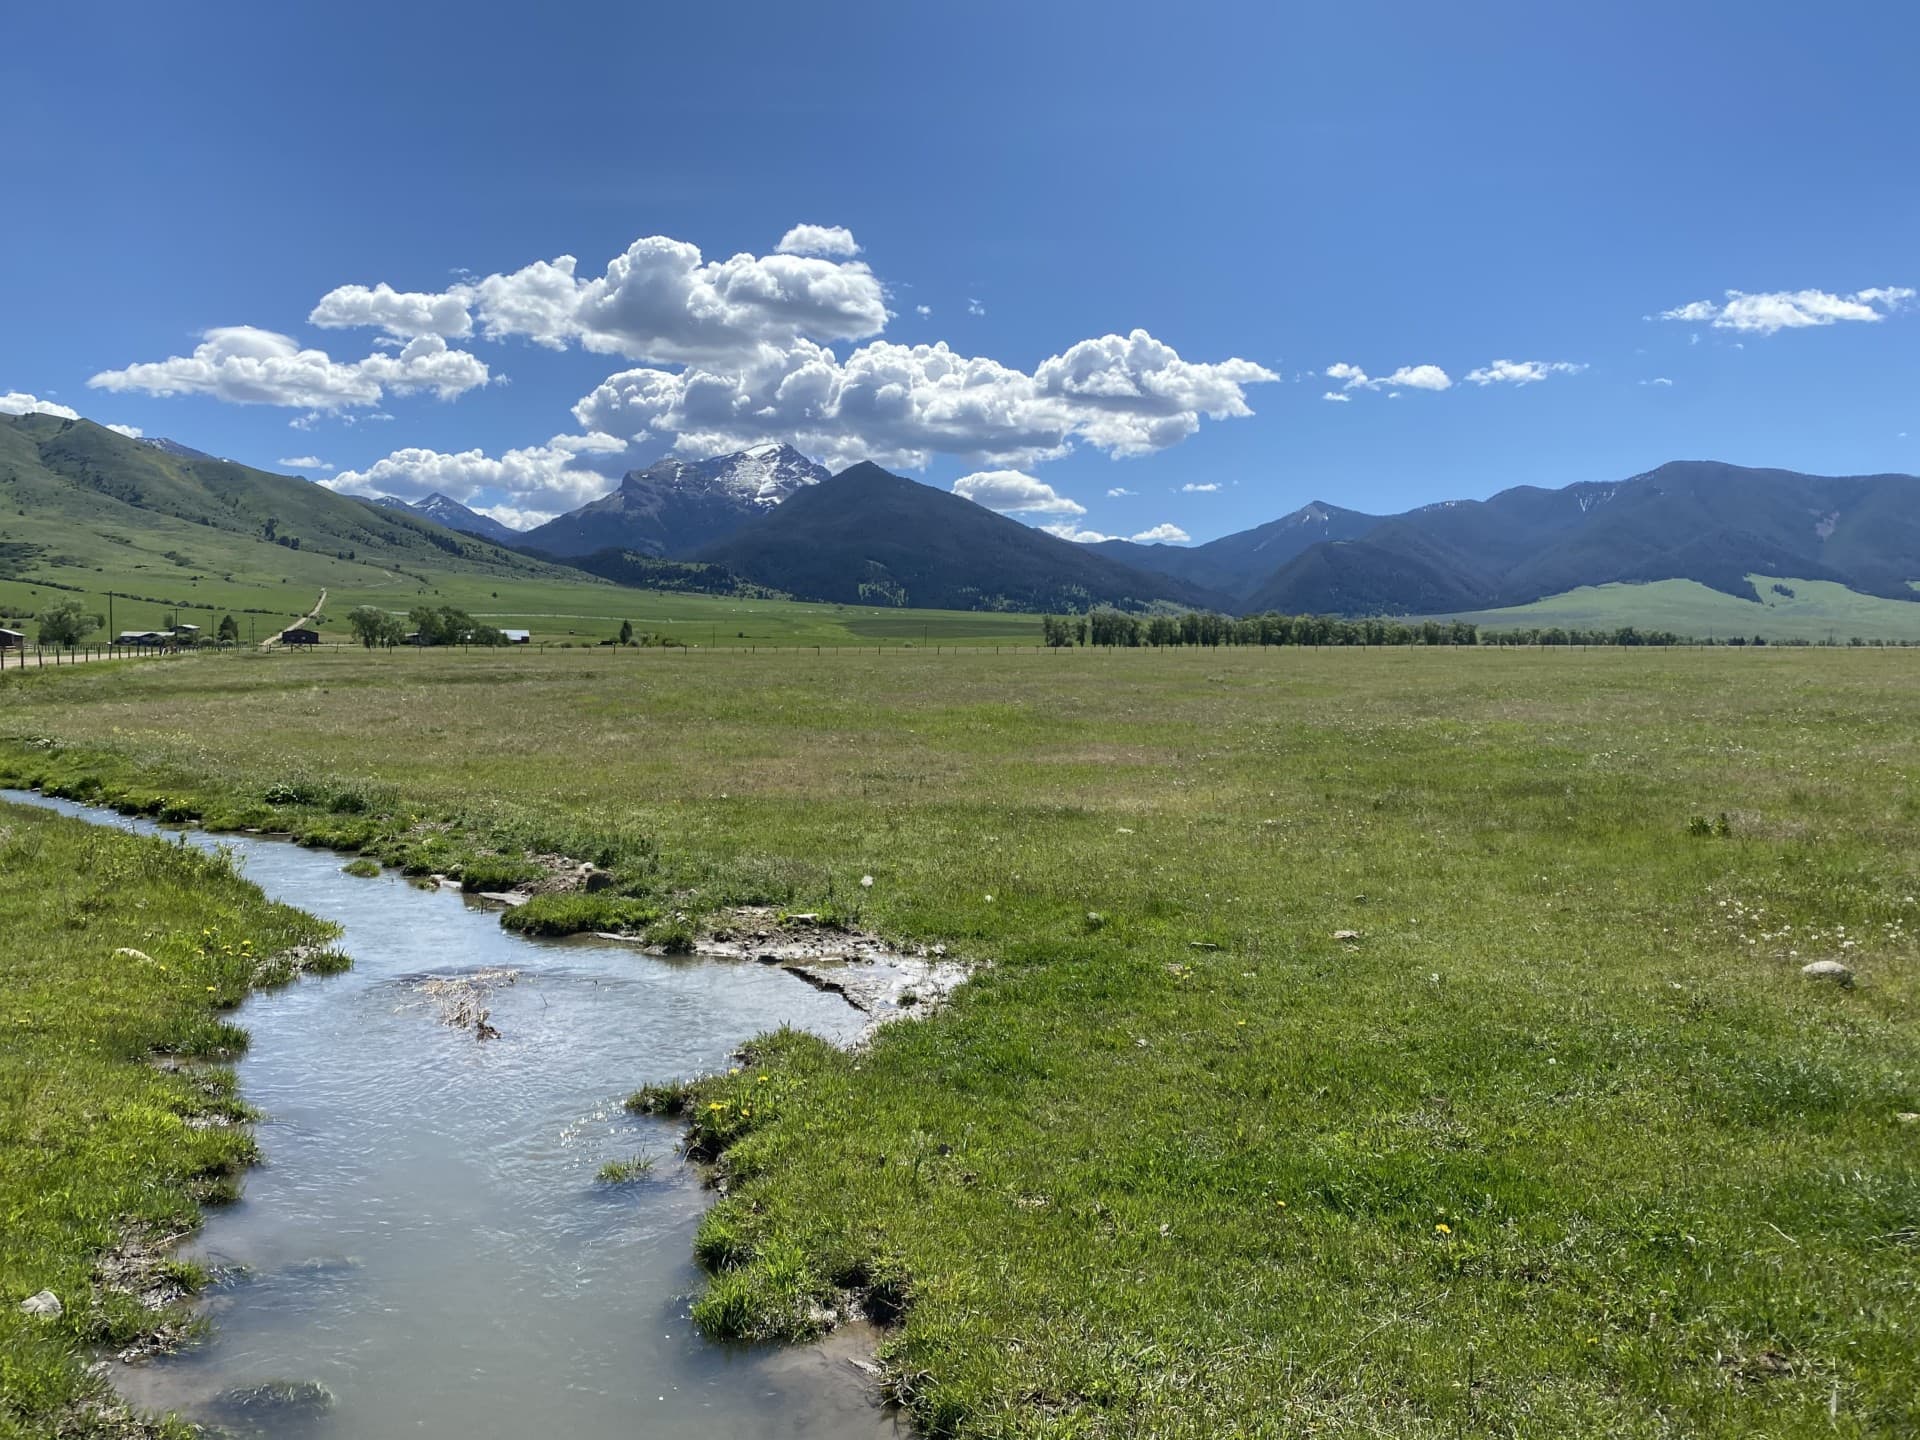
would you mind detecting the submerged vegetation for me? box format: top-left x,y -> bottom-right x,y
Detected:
2,646 -> 1918,1436
594,1155 -> 659,1184
0,802 -> 340,1439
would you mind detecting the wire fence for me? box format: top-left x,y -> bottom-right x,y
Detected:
0,644 -> 203,671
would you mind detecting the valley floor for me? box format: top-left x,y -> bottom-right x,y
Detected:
2,647 -> 1916,1437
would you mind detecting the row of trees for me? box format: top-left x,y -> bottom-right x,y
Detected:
1044,611 -> 1488,648
1037,610 -> 1920,648
346,605 -> 511,648
1039,611 -> 1735,648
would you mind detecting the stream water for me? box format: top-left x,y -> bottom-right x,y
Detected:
5,791 -> 901,1439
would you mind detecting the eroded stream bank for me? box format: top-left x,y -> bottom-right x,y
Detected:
5,790 -> 904,1439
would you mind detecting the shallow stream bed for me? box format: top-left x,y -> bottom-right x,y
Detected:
5,790 -> 900,1439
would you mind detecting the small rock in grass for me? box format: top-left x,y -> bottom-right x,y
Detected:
1896,1112 -> 1919,1125
113,947 -> 153,964
20,1290 -> 62,1318
1333,930 -> 1362,943
1800,960 -> 1854,986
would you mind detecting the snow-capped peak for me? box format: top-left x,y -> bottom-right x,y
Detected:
629,442 -> 829,507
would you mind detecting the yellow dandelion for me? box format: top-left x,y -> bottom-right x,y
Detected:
1435,1223 -> 1452,1235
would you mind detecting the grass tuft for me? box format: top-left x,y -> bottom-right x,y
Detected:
595,1154 -> 658,1184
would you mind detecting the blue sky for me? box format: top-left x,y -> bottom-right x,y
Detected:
3,1 -> 1915,542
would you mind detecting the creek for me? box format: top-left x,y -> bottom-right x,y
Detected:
6,791 -> 900,1438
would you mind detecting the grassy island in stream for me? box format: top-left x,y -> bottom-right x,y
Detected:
0,802 -> 341,1440
1,646 -> 1917,1437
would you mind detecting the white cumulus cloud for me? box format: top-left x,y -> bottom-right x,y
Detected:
278,455 -> 332,471
1130,523 -> 1191,543
315,235 -> 889,368
1106,486 -> 1135,497
325,431 -> 626,516
952,470 -> 1086,516
161,225 -> 1278,518
469,503 -> 553,531
1039,523 -> 1118,543
89,328 -> 490,409
1,391 -> 79,419
309,282 -> 475,339
1656,286 -> 1914,336
573,328 -> 1277,471
775,224 -> 862,258
104,423 -> 143,437
1464,359 -> 1585,385
1180,482 -> 1219,493
1381,364 -> 1452,391
1323,361 -> 1452,393
1640,376 -> 1674,387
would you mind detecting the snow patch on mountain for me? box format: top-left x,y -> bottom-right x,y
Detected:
628,443 -> 827,507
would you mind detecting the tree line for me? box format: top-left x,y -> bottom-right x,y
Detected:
1042,611 -> 1704,648
347,605 -> 513,648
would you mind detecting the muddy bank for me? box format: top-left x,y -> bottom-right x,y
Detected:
598,907 -> 972,1038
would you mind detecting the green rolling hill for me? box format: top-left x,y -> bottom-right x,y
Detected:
1424,574 -> 1920,643
0,412 -> 588,634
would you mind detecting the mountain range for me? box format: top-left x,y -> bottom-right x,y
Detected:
486,450 -> 1920,618
1087,461 -> 1920,615
12,410 -> 1920,628
371,492 -> 520,545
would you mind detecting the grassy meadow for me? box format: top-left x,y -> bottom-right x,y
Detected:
0,802 -> 341,1440
1,647 -> 1917,1437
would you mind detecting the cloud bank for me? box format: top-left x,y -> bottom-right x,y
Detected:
1657,286 -> 1914,336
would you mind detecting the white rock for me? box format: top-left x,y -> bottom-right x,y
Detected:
20,1290 -> 62,1318
1333,930 -> 1362,942
1800,960 -> 1854,985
